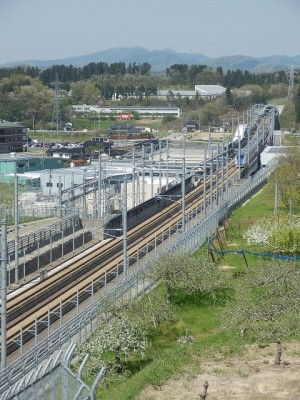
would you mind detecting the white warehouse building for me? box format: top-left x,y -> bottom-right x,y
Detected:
195,85 -> 226,98
72,105 -> 181,118
156,85 -> 226,100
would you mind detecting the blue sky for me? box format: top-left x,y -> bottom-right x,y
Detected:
0,0 -> 299,65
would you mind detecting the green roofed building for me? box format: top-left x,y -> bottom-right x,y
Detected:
0,153 -> 64,190
0,153 -> 63,174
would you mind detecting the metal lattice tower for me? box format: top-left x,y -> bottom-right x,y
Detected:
287,65 -> 296,99
52,73 -> 61,134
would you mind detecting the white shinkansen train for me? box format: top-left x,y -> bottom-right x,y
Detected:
235,137 -> 263,169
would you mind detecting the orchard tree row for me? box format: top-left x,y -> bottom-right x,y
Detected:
76,250 -> 300,391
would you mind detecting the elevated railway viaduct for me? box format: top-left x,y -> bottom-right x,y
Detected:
0,104 -> 278,398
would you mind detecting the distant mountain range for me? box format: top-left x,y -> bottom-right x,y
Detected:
2,47 -> 300,73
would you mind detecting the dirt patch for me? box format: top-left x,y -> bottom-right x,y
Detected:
137,341 -> 300,400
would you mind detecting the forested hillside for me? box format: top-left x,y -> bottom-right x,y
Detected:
0,62 -> 299,132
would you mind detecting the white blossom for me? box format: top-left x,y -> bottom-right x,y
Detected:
243,218 -> 274,245
243,215 -> 300,254
78,316 -> 148,362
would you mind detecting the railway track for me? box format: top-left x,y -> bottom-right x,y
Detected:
4,161 -> 238,355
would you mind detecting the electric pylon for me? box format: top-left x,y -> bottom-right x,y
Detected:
287,65 -> 296,99
52,73 -> 61,134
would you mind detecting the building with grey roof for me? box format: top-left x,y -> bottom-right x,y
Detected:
72,105 -> 181,118
155,86 -> 226,100
0,119 -> 28,153
195,85 -> 226,98
260,146 -> 285,167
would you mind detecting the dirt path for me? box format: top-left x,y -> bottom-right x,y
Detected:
137,341 -> 300,400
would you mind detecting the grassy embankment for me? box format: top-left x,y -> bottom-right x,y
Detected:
80,178 -> 297,400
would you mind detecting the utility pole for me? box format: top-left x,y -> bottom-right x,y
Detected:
58,176 -> 62,218
1,219 -> 7,370
216,144 -> 219,205
150,142 -> 154,161
181,127 -> 187,232
209,141 -> 213,211
226,141 -> 229,198
142,158 -> 146,203
182,157 -> 186,232
203,145 -> 207,216
14,161 -> 19,285
274,178 -> 278,216
132,147 -> 136,209
221,131 -> 225,202
122,174 -> 128,278
98,155 -> 102,218
238,116 -> 241,180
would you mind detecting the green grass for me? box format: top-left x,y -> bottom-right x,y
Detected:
203,179 -> 300,269
78,178 -> 299,399
29,130 -> 106,144
97,290 -> 233,400
90,282 -> 243,400
30,116 -> 172,144
71,117 -> 113,132
97,293 -> 241,400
